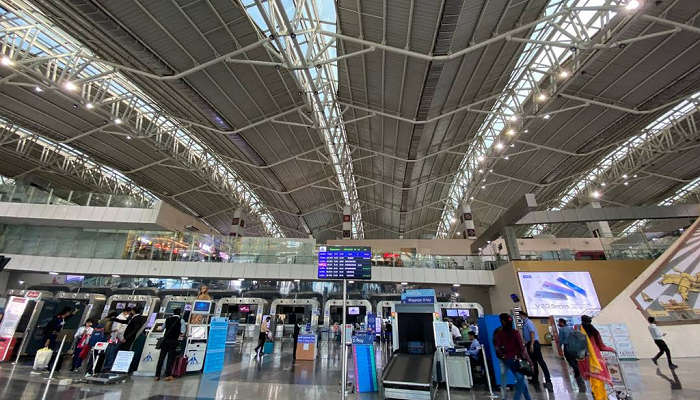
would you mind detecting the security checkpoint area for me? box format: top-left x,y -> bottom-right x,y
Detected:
0,0 -> 699,399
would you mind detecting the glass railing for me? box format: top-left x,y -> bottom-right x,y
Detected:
0,223 -> 503,271
0,181 -> 156,209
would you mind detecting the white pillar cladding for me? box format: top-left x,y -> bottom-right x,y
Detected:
342,206 -> 352,239
230,208 -> 245,237
460,203 -> 477,239
586,202 -> 613,238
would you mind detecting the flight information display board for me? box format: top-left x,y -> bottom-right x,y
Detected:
318,246 -> 371,280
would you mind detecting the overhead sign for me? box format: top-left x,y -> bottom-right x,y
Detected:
401,289 -> 436,304
317,246 -> 371,280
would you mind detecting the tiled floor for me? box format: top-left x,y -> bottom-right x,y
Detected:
0,339 -> 697,399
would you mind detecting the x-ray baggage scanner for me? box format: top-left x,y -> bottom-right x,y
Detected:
324,299 -> 372,328
134,319 -> 166,376
184,300 -> 212,373
270,298 -> 319,338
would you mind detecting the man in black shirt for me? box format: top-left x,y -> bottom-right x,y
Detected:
291,315 -> 301,360
41,307 -> 74,371
155,308 -> 183,381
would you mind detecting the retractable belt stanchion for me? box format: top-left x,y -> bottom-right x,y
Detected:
481,344 -> 498,399
47,336 -> 66,381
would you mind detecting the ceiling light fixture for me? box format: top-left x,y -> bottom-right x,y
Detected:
504,156 -> 510,160
469,196 -> 474,200
543,114 -> 551,120
601,182 -> 606,187
477,155 -> 485,162
456,232 -> 461,236
495,142 -> 504,151
624,181 -> 629,186
181,276 -> 189,280
481,185 -> 486,189
510,143 -> 515,147
624,0 -> 640,11
633,174 -> 638,178
506,129 -> 516,136
591,190 -> 601,199
1,56 -> 13,66
622,174 -> 628,179
63,81 -> 78,91
558,69 -> 570,79
452,284 -> 461,287
34,86 -> 43,93
537,92 -> 548,102
112,274 -> 120,278
85,102 -> 94,109
126,135 -> 132,140
524,129 -> 529,133
48,271 -> 59,275
508,115 -> 518,122
113,117 -> 122,124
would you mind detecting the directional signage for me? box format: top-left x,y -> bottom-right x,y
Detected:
317,246 -> 371,280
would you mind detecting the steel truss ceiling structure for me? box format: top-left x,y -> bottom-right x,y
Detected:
0,116 -> 156,206
0,0 -> 698,241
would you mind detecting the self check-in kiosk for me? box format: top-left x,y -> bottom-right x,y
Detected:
270,298 -> 320,338
0,290 -> 53,361
101,294 -> 161,320
161,295 -> 196,320
184,300 -> 212,373
324,299 -> 372,328
134,319 -> 167,376
214,297 -> 267,339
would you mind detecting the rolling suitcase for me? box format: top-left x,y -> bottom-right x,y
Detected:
171,355 -> 188,377
263,341 -> 274,354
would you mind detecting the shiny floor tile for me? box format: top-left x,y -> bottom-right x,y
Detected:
0,339 -> 698,399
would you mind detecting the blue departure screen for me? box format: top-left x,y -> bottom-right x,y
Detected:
318,246 -> 371,280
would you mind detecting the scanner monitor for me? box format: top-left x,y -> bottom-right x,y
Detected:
445,309 -> 458,317
192,300 -> 211,314
189,325 -> 207,339
348,306 -> 360,315
239,305 -> 250,313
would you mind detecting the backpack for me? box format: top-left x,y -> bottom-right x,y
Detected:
565,328 -> 588,360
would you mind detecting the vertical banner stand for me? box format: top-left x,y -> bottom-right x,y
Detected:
341,278 -> 349,399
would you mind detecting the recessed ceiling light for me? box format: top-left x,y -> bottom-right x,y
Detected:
112,274 -> 120,278
469,196 -> 474,200
401,282 -> 408,285
543,114 -> 551,120
452,284 -> 461,287
113,117 -> 122,124
348,280 -> 355,284
49,271 -> 59,275
85,102 -> 94,109
1,56 -> 13,66
504,156 -> 510,160
34,86 -> 43,93
294,279 -> 300,282
456,232 -> 461,236
481,185 -> 486,189
591,190 -> 601,199
181,276 -> 189,280
523,129 -> 529,133
624,182 -> 629,186
126,135 -> 132,140
622,174 -> 628,179
537,92 -> 548,102
495,142 -> 504,150
633,174 -> 638,178
558,69 -> 570,79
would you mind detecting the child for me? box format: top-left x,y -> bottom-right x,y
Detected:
70,318 -> 94,372
84,324 -> 107,376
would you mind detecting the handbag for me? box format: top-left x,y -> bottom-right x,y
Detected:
516,357 -> 533,376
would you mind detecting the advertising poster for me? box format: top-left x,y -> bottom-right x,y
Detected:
518,271 -> 601,317
631,224 -> 700,325
0,297 -> 28,360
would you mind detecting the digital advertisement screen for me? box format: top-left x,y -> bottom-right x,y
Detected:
193,301 -> 211,313
348,307 -> 360,315
445,309 -> 458,317
518,271 -> 601,317
238,305 -> 250,313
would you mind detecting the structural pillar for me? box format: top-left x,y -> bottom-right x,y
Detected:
460,202 -> 477,239
586,202 -> 613,238
342,206 -> 352,239
502,226 -> 521,260
230,208 -> 245,237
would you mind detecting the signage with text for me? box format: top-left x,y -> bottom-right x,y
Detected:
317,246 -> 371,280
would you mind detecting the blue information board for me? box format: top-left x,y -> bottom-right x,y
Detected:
203,317 -> 228,374
401,289 -> 436,304
317,246 -> 371,279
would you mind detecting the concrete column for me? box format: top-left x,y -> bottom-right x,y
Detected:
460,202 -> 477,239
342,206 -> 352,239
502,226 -> 521,260
230,208 -> 244,237
586,202 -> 613,238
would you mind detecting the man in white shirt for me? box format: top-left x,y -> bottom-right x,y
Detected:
448,320 -> 461,344
648,317 -> 677,369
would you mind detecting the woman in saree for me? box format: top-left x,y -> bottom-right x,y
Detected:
578,315 -> 616,400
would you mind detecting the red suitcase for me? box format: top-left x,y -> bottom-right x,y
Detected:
171,355 -> 188,377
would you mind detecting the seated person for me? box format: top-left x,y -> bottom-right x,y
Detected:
466,331 -> 481,361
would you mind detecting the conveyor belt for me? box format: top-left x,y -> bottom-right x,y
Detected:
383,354 -> 433,387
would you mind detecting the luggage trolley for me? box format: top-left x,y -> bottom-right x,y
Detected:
603,350 -> 632,400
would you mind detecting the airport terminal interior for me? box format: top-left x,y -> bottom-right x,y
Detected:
0,0 -> 699,399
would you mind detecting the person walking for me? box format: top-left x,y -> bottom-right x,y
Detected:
291,315 -> 301,360
155,308 -> 183,381
557,318 -> 586,392
578,315 -> 615,400
521,311 -> 552,391
648,317 -> 678,369
493,313 -> 532,400
253,316 -> 271,358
